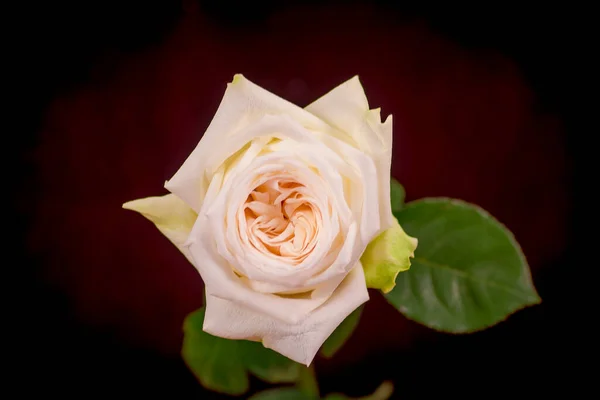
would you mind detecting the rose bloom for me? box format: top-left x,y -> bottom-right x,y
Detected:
125,75 -> 399,365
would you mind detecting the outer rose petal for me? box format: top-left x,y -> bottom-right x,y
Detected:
165,74 -> 333,212
202,265 -> 369,366
305,76 -> 395,232
122,194 -> 197,263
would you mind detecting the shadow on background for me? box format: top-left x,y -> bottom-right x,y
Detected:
14,1 -> 584,398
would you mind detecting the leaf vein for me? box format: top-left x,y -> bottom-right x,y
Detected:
414,257 -> 532,301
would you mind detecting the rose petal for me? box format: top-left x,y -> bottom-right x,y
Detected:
165,74 -> 332,212
122,194 -> 197,263
305,76 -> 395,232
305,76 -> 389,151
188,211 -> 343,323
368,112 -> 395,232
202,265 -> 369,365
361,217 -> 418,293
193,115 -> 360,287
309,131 -> 382,246
305,76 -> 369,146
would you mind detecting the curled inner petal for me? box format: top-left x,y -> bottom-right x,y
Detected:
242,177 -> 320,264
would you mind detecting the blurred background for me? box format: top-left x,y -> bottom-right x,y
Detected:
15,0 -> 583,397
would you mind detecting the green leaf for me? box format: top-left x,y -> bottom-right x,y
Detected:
320,305 -> 363,358
243,341 -> 301,383
182,308 -> 249,395
182,307 -> 300,395
390,178 -> 406,212
387,198 -> 541,333
249,388 -> 312,400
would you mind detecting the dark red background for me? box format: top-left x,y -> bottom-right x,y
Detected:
16,1 -> 581,398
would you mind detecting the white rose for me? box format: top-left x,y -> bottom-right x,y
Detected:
124,75 -> 401,365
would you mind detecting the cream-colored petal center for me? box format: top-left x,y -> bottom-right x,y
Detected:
242,177 -> 320,263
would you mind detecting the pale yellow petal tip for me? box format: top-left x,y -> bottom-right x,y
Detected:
383,113 -> 393,126
361,221 -> 419,293
122,199 -> 142,212
122,198 -> 159,223
366,109 -> 393,130
368,107 -> 382,122
410,236 -> 419,256
231,74 -> 245,85
380,255 -> 413,294
122,197 -> 159,215
348,75 -> 366,92
380,279 -> 395,294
